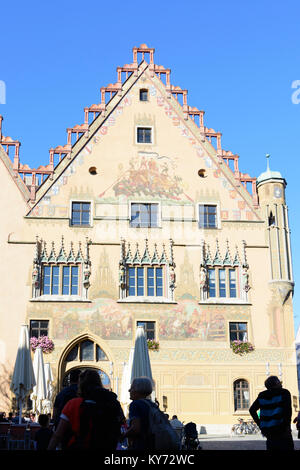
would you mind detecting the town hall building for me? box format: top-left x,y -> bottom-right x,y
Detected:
0,44 -> 297,432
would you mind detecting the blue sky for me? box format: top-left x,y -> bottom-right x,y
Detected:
1,0 -> 300,333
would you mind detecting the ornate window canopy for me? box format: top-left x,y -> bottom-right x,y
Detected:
31,236 -> 91,301
199,239 -> 250,303
118,238 -> 176,303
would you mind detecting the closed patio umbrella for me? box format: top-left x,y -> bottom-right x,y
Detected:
120,347 -> 134,416
10,325 -> 36,424
30,347 -> 47,420
43,363 -> 54,414
130,326 -> 153,384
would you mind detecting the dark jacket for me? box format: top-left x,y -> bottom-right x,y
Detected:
53,383 -> 78,428
35,427 -> 53,450
249,387 -> 292,437
69,387 -> 124,450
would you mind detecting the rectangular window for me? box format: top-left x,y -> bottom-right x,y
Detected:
127,266 -> 164,297
43,266 -> 51,295
229,322 -> 248,342
62,266 -> 70,295
229,269 -> 237,298
208,268 -> 216,297
137,267 -> 144,296
30,320 -> 49,338
229,269 -> 237,297
139,89 -> 148,101
219,269 -> 226,298
147,267 -> 155,296
130,203 -> 159,228
205,267 -> 240,299
199,205 -> 217,228
156,267 -> 163,296
137,321 -> 156,340
71,266 -> 79,295
137,127 -> 152,143
42,265 -> 80,296
71,202 -> 91,226
128,267 -> 136,296
51,266 -> 60,295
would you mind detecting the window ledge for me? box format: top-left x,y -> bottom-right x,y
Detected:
30,296 -> 91,303
69,224 -> 92,228
199,300 -> 251,305
129,226 -> 162,229
118,297 -> 177,304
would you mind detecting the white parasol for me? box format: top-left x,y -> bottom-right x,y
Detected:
43,362 -> 54,414
30,347 -> 47,420
10,325 -> 36,423
130,326 -> 153,384
120,347 -> 134,416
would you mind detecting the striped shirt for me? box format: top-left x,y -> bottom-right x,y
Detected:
249,388 -> 292,436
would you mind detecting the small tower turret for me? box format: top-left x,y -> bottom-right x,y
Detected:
257,154 -> 294,347
257,154 -> 293,284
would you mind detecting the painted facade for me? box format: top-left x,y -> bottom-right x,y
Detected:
0,44 -> 297,429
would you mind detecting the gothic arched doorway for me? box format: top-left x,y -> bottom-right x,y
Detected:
59,336 -> 112,391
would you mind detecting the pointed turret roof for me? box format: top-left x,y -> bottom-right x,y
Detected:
257,154 -> 285,186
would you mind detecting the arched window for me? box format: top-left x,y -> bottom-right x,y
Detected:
233,379 -> 250,411
268,211 -> 276,226
65,339 -> 109,363
62,339 -> 111,390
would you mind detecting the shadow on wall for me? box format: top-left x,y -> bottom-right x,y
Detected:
0,364 -> 13,410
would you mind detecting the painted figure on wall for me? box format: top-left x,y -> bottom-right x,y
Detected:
177,251 -> 199,299
158,300 -> 226,341
199,265 -> 207,288
112,155 -> 189,201
89,250 -> 117,299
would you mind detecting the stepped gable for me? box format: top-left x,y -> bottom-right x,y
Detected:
0,133 -> 31,205
0,44 -> 259,216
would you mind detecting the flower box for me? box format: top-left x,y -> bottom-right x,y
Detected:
30,336 -> 55,354
230,340 -> 254,356
147,339 -> 160,351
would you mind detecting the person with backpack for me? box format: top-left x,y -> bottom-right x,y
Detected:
249,375 -> 294,451
47,369 -> 124,450
51,368 -> 81,449
123,377 -> 180,451
52,368 -> 81,430
122,377 -> 155,450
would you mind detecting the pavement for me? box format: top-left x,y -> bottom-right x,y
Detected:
197,430 -> 300,450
